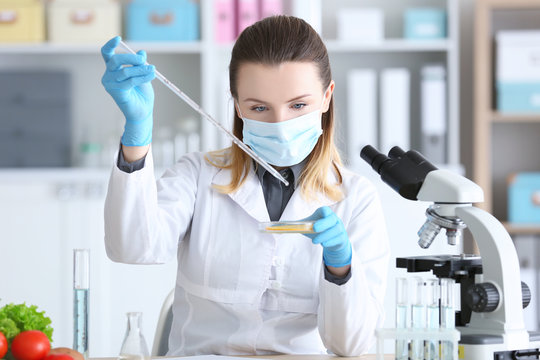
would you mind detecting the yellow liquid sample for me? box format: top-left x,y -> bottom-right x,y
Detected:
264,223 -> 314,233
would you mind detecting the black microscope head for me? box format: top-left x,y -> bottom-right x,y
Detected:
360,145 -> 438,200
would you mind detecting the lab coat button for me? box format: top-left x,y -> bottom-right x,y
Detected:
271,281 -> 281,290
272,256 -> 283,267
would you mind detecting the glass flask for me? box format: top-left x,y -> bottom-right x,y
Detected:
118,312 -> 150,360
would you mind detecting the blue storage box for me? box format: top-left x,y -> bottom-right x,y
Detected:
404,8 -> 447,40
496,31 -> 540,113
497,82 -> 540,113
126,0 -> 199,42
508,173 -> 540,224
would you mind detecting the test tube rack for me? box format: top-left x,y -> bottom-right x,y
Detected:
375,327 -> 460,360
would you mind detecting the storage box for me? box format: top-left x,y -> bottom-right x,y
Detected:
497,82 -> 540,113
126,0 -> 199,42
337,8 -> 384,43
496,31 -> 540,113
47,0 -> 121,43
0,0 -> 44,42
508,173 -> 540,224
404,8 -> 446,40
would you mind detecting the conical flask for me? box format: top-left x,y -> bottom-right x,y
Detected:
118,312 -> 150,360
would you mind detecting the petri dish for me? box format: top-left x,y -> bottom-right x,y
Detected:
259,221 -> 316,234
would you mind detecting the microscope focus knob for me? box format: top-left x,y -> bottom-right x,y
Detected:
466,283 -> 500,313
522,281 -> 531,309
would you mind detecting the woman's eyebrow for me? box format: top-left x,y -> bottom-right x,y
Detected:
243,94 -> 312,103
286,94 -> 312,102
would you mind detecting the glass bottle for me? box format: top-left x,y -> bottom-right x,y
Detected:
118,312 -> 150,360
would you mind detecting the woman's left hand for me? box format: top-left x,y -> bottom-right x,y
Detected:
302,206 -> 352,268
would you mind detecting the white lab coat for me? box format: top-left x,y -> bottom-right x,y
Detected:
104,149 -> 390,356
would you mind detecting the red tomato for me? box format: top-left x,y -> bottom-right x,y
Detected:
11,330 -> 51,360
0,331 -> 7,359
43,354 -> 73,360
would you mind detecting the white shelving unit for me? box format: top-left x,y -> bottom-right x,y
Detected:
320,0 -> 460,167
0,0 -> 460,356
0,0 -> 460,171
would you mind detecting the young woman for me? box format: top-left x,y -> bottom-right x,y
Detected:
101,15 -> 389,357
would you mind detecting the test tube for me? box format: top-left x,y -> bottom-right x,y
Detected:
73,249 -> 90,359
440,278 -> 456,359
425,279 -> 440,360
411,277 -> 426,360
395,277 -> 408,360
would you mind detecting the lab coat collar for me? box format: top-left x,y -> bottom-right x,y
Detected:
212,163 -> 341,223
212,165 -> 270,222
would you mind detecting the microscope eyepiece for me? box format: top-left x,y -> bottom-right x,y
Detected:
388,146 -> 406,159
360,145 -> 389,174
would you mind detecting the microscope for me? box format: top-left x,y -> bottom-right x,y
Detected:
361,145 -> 540,359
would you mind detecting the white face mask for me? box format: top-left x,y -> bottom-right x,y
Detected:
239,103 -> 324,167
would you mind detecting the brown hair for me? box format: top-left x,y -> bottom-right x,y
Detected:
206,15 -> 343,202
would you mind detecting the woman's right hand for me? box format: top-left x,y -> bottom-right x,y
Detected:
101,36 -> 156,147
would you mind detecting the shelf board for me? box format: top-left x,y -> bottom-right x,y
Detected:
0,39 -> 451,54
492,112 -> 540,123
325,39 -> 452,53
504,222 -> 540,235
0,167 -> 110,182
0,41 -> 203,54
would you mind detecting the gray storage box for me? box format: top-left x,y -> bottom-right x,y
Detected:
0,71 -> 71,167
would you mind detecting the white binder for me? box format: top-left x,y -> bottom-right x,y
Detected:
421,65 -> 447,164
380,68 -> 410,154
291,0 -> 321,34
347,68 -> 377,167
218,72 -> 234,149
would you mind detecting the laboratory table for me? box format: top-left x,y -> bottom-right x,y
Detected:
242,355 -> 392,359
93,355 -> 392,360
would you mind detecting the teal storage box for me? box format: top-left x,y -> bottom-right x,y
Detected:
496,31 -> 540,112
404,8 -> 447,39
126,0 -> 199,42
508,173 -> 540,224
497,82 -> 540,113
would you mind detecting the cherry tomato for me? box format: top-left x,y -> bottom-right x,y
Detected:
0,331 -> 7,359
44,354 -> 73,360
11,330 -> 51,360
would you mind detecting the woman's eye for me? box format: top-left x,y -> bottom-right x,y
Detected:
251,106 -> 267,112
292,103 -> 306,110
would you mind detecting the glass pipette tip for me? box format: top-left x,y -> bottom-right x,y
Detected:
117,39 -> 289,187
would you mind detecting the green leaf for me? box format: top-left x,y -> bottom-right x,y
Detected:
0,303 -> 53,343
0,318 -> 19,340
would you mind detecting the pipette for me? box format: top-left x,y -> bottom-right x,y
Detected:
117,40 -> 289,187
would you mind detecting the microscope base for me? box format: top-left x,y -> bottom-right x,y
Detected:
460,336 -> 540,359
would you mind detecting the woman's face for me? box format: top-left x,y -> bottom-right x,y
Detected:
235,61 -> 334,123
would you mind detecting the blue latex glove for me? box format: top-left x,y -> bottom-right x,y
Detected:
303,206 -> 352,268
101,36 -> 156,146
